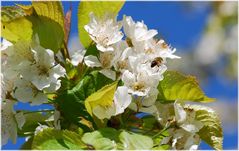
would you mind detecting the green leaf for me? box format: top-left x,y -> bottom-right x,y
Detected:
185,104 -> 223,150
158,71 -> 215,103
85,81 -> 118,116
32,128 -> 87,150
119,130 -> 154,149
29,16 -> 64,52
18,112 -> 52,137
78,1 -> 125,48
56,71 -> 113,129
1,17 -> 33,42
1,6 -> 27,22
82,128 -> 154,150
82,128 -> 120,150
32,1 -> 64,28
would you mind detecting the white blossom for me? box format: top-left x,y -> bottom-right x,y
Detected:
85,12 -> 123,52
13,78 -> 48,106
70,49 -> 86,66
1,100 -> 25,145
161,102 -> 204,150
123,16 -> 158,47
21,45 -> 65,91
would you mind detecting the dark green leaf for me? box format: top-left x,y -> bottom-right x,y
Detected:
56,71 -> 113,130
29,16 -> 64,52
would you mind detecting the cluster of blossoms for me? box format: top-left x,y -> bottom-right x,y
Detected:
1,37 -> 66,145
84,13 -> 179,117
82,13 -> 204,149
1,10 -> 217,150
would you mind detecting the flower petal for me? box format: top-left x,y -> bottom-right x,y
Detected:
84,55 -> 102,67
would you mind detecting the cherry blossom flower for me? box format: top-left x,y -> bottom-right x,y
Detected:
85,12 -> 123,52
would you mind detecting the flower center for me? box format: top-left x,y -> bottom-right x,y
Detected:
132,82 -> 145,91
38,65 -> 49,76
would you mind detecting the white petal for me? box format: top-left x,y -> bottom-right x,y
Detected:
114,86 -> 132,115
84,55 -> 102,67
122,70 -> 136,87
99,69 -> 116,80
142,88 -> 158,106
93,105 -> 115,119
174,102 -> 187,124
70,49 -> 86,66
139,29 -> 158,41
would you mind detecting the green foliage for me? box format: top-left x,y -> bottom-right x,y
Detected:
31,128 -> 87,150
18,112 -> 52,137
187,105 -> 223,150
82,128 -> 154,150
158,71 -> 215,103
29,16 -> 64,52
56,71 -> 113,130
1,6 -> 26,22
78,1 -> 125,48
32,1 -> 64,28
119,130 -> 154,149
82,128 -> 120,150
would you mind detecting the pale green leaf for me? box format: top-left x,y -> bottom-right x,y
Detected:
82,128 -> 119,150
185,104 -> 223,150
119,130 -> 154,149
78,1 -> 125,48
158,71 -> 215,103
82,128 -> 154,150
32,128 -> 87,150
85,81 -> 118,116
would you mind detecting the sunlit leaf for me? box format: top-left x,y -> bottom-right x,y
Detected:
82,128 -> 154,150
185,104 -> 223,150
32,1 -> 64,28
1,17 -> 32,42
158,71 -> 215,103
85,81 -> 118,116
1,6 -> 26,22
82,128 -> 119,150
119,130 -> 154,149
32,128 -> 87,150
78,1 -> 125,48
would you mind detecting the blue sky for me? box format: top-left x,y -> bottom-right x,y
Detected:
2,1 -> 238,150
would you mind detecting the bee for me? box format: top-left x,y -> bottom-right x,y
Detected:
151,57 -> 163,68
